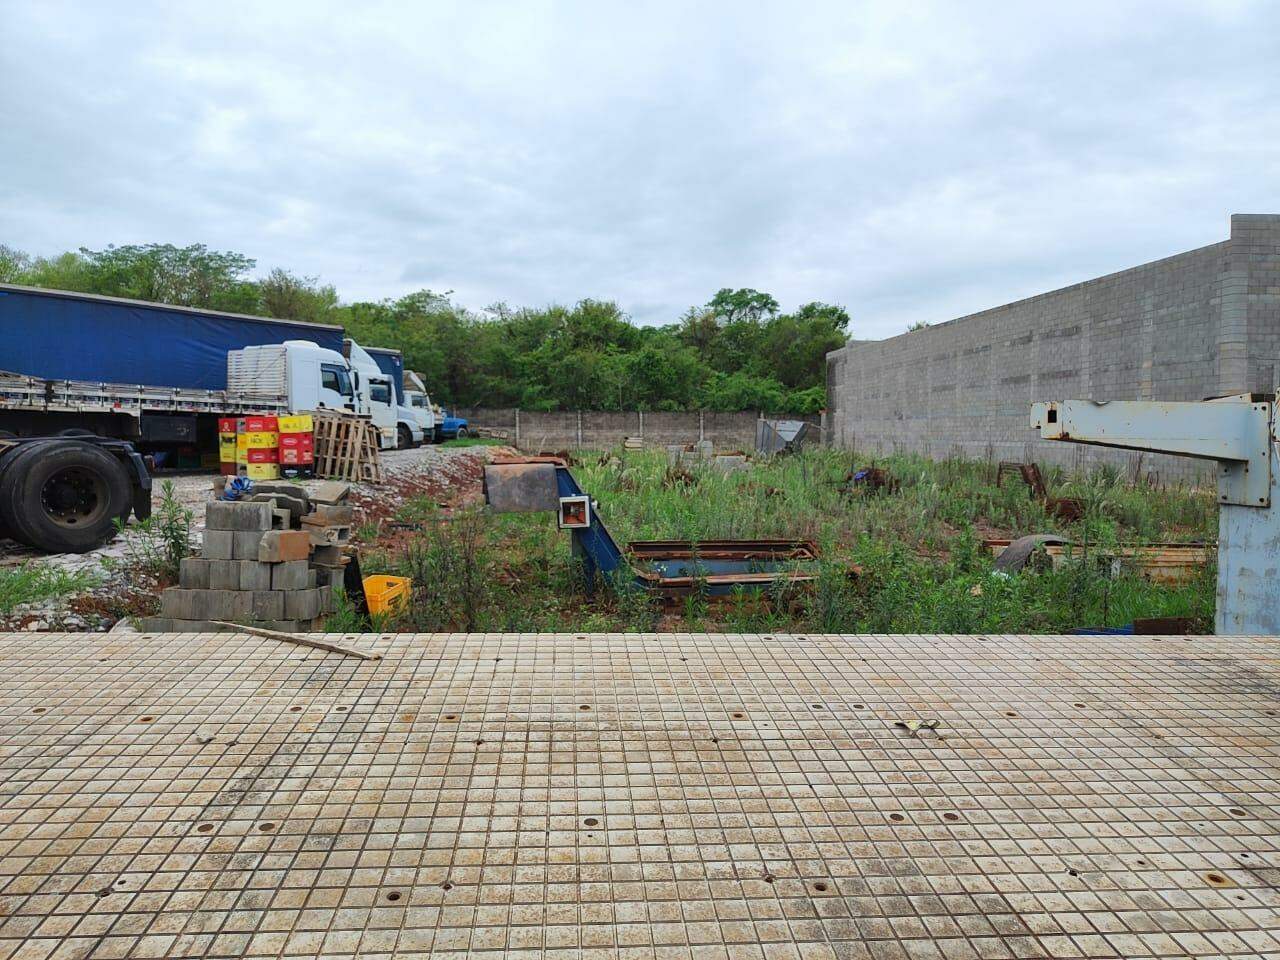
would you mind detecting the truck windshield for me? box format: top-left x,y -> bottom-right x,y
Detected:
371,381 -> 391,405
321,363 -> 353,397
411,395 -> 426,408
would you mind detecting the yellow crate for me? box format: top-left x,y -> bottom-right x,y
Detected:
363,575 -> 412,615
277,414 -> 314,434
236,431 -> 279,450
245,463 -> 281,480
218,440 -> 237,460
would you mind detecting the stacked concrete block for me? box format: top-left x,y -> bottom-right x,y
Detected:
142,487 -> 353,634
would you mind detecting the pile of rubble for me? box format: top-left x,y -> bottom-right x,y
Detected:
142,480 -> 353,633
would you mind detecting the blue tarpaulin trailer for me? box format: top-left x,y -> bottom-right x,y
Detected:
0,283 -> 345,390
366,346 -> 406,405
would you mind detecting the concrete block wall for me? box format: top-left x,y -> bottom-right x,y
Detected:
454,408 -> 819,451
824,214 -> 1280,484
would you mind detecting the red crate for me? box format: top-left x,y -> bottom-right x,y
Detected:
279,447 -> 315,465
242,416 -> 279,433
244,448 -> 278,464
217,418 -> 238,435
278,432 -> 314,450
219,461 -> 238,476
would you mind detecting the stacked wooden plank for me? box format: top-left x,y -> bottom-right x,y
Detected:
312,411 -> 383,482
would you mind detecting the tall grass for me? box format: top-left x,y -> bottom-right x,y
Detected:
0,564 -> 95,616
367,448 -> 1217,634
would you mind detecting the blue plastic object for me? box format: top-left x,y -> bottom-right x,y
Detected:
220,476 -> 255,501
0,285 -> 345,390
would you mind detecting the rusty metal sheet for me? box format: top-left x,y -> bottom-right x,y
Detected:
1,631 -> 1278,958
483,461 -> 560,512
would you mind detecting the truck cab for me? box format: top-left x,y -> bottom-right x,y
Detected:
404,371 -> 437,442
228,340 -> 357,413
345,340 -> 417,449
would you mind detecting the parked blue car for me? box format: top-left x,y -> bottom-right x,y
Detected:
436,410 -> 469,441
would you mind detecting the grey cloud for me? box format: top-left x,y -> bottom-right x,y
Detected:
1,0 -> 1277,338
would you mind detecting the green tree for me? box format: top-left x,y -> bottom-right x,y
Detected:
699,371 -> 788,411
0,245 -> 31,283
762,301 -> 849,388
0,241 -> 847,411
259,268 -> 338,324
77,243 -> 258,310
707,287 -> 780,324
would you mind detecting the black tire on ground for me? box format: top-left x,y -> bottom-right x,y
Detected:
0,441 -> 57,545
397,424 -> 413,450
56,428 -> 96,437
1,441 -> 132,553
454,426 -> 469,439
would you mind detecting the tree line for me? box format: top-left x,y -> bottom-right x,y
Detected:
0,242 -> 848,412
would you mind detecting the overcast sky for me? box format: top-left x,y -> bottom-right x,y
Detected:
2,1 -> 1277,337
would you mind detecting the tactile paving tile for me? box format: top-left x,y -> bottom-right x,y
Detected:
0,632 -> 1278,959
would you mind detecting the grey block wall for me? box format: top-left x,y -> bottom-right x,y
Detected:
824,214 -> 1280,484
453,408 -> 818,451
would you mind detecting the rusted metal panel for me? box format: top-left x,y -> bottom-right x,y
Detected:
987,538 -> 1211,584
482,461 -> 560,512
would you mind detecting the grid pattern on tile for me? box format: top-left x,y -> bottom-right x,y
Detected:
0,631 -> 1277,959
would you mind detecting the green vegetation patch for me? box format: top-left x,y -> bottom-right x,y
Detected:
439,437 -> 505,448
353,448 -> 1216,635
0,564 -> 95,616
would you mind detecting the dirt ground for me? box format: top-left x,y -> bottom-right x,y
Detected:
0,444 -> 499,631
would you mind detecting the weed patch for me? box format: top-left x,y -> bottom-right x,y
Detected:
376,448 -> 1216,634
0,564 -> 95,616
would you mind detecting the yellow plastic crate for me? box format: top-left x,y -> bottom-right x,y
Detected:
245,463 -> 281,480
363,575 -> 412,615
277,414 -> 314,434
237,431 -> 279,450
218,439 -> 237,460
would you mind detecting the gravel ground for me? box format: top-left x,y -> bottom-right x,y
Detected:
0,444 -> 498,631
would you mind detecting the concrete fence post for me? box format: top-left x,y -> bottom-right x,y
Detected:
514,409 -> 521,449
576,411 -> 583,446
638,409 -> 644,438
698,410 -> 705,442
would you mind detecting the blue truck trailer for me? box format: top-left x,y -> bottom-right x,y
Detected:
0,283 -> 344,390
0,283 -> 347,448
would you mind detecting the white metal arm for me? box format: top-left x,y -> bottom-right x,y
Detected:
1030,397 -> 1272,507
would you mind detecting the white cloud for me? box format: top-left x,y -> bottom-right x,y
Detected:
0,0 -> 1276,337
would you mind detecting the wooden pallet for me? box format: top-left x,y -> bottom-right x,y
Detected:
312,411 -> 383,482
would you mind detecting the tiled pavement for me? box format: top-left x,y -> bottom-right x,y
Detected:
0,631 -> 1277,959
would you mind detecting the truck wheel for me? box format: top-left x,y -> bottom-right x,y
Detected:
57,428 -> 96,437
1,442 -> 131,553
455,426 -> 469,439
397,424 -> 413,450
0,441 -> 55,543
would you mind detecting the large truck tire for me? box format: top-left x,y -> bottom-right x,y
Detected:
397,424 -> 413,450
0,441 -> 132,553
454,426 -> 469,439
0,441 -> 55,544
